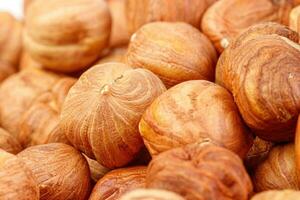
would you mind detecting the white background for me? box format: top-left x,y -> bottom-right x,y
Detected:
0,0 -> 23,19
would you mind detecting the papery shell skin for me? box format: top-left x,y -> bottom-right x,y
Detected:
0,128 -> 22,154
201,0 -> 299,52
253,143 -> 299,191
24,0 -> 111,72
119,189 -> 185,200
60,63 -> 166,168
146,142 -> 253,200
84,154 -> 110,183
97,47 -> 127,64
18,77 -> 76,147
17,143 -> 91,200
251,190 -> 300,200
89,166 -> 146,200
216,24 -> 300,142
126,22 -> 217,88
245,137 -> 274,171
0,69 -> 60,136
0,12 -> 22,82
108,0 -> 130,47
0,150 -> 39,200
139,80 -> 252,158
296,115 -> 300,181
126,0 -> 217,34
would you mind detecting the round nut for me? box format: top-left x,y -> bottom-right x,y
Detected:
251,190 -> 300,200
120,189 -> 185,200
126,22 -> 217,87
0,128 -> 22,154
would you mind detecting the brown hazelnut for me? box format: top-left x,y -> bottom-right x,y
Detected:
108,0 -> 130,47
290,5 -> 300,36
216,23 -> 300,142
119,189 -> 185,200
89,166 -> 146,200
201,0 -> 299,52
253,143 -> 300,191
146,142 -> 253,200
83,154 -> 110,183
0,69 -> 60,136
18,77 -> 76,147
0,12 -> 22,82
126,22 -> 217,87
139,80 -> 253,158
60,63 -> 166,168
17,143 -> 91,200
294,115 -> 300,180
126,0 -> 217,34
0,128 -> 22,154
245,137 -> 274,171
97,46 -> 127,64
24,0 -> 111,72
0,150 -> 39,200
251,190 -> 300,200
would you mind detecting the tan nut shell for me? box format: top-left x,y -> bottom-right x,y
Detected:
120,189 -> 185,200
0,128 -> 22,154
0,12 -> 22,82
126,0 -> 217,33
146,142 -> 253,200
0,150 -> 39,200
126,22 -> 217,87
60,63 -> 166,168
201,0 -> 299,52
139,80 -> 252,158
0,69 -> 60,136
24,0 -> 111,72
18,77 -> 76,147
216,23 -> 300,142
253,143 -> 299,191
17,143 -> 91,200
251,190 -> 300,200
89,166 -> 146,200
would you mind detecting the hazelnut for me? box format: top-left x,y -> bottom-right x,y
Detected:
24,0 -> 111,72
290,5 -> 300,35
126,22 -> 217,87
216,23 -> 300,142
18,77 -> 76,147
0,150 -> 39,200
0,12 -> 22,82
201,0 -> 299,52
119,189 -> 185,200
139,80 -> 253,158
108,0 -> 130,47
17,143 -> 91,200
245,137 -> 274,171
146,142 -> 253,200
294,115 -> 300,181
251,190 -> 300,200
89,166 -> 146,200
60,63 -> 166,168
126,0 -> 217,34
0,69 -> 60,136
0,128 -> 22,154
253,143 -> 299,191
83,154 -> 110,183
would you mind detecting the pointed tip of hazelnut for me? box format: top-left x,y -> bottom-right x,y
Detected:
100,85 -> 110,95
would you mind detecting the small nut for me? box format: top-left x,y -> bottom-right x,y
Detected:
126,22 -> 217,87
24,0 -> 111,72
83,154 -> 110,183
139,80 -> 253,158
253,143 -> 299,191
120,189 -> 185,200
146,142 -> 253,200
89,166 -> 146,200
17,143 -> 91,200
0,150 -> 39,200
97,47 -> 127,64
60,63 -> 166,168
